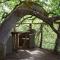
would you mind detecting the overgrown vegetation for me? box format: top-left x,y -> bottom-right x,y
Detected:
0,0 -> 60,50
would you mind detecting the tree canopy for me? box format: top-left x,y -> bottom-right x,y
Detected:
0,0 -> 60,55
0,0 -> 60,34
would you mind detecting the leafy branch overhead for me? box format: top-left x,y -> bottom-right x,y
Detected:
8,1 -> 60,33
0,0 -> 60,34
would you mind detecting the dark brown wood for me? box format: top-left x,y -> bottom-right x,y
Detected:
19,32 -> 30,49
40,24 -> 43,48
11,32 -> 16,50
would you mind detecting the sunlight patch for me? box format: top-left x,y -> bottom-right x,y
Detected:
26,50 -> 45,55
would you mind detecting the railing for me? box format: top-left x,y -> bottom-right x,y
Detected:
11,32 -> 21,49
11,32 -> 32,50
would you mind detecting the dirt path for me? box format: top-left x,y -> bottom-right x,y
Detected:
6,48 -> 60,60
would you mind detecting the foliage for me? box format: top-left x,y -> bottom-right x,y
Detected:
0,0 -> 60,50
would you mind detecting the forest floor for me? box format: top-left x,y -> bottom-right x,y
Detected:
6,48 -> 60,60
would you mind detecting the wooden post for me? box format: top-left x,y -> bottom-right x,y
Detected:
40,24 -> 43,48
18,33 -> 20,48
16,33 -> 19,49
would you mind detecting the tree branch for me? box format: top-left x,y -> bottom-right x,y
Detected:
49,15 -> 60,22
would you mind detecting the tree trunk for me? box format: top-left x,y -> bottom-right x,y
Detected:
54,24 -> 60,53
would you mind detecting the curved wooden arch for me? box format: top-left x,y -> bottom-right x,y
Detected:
0,2 -> 58,44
